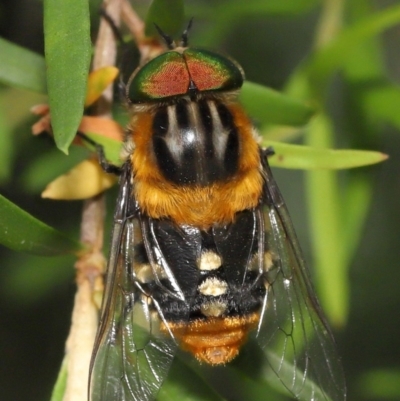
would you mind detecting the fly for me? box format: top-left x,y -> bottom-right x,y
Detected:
88,23 -> 346,401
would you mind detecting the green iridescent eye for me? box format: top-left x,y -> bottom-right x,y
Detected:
183,49 -> 244,93
127,48 -> 244,103
127,52 -> 190,103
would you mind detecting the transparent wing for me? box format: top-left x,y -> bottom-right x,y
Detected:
89,163 -> 180,401
255,156 -> 347,401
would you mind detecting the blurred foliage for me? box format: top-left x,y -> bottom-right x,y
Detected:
0,0 -> 400,401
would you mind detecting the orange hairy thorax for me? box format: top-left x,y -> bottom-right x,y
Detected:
130,102 -> 263,229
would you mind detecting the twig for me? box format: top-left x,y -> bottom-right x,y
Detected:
62,1 -> 123,400
121,0 -> 165,63
121,0 -> 144,44
60,1 -> 168,399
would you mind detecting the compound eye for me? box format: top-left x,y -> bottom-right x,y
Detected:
127,52 -> 190,103
184,49 -> 244,93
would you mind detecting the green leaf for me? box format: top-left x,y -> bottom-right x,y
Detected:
304,114 -> 349,327
265,141 -> 388,170
0,193 -> 82,256
260,125 -> 304,143
145,0 -> 185,38
50,356 -> 68,401
0,38 -> 47,93
240,81 -> 315,127
307,3 -> 400,95
43,0 -> 91,153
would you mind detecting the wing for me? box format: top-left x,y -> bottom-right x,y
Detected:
255,153 -> 347,401
89,162 -> 196,401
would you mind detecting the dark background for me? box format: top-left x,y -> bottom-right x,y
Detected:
1,1 -> 400,400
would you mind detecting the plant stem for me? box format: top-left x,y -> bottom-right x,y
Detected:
314,0 -> 345,49
62,1 -> 122,401
306,0 -> 349,327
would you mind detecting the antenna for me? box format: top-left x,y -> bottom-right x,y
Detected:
154,23 -> 175,49
180,18 -> 194,47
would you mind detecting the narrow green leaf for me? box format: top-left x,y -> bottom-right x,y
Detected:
260,125 -> 304,143
307,4 -> 400,94
50,356 -> 68,401
145,0 -> 185,38
265,141 -> 388,170
0,38 -> 46,93
240,81 -> 315,127
307,168 -> 346,328
0,194 -> 82,256
305,114 -> 349,327
44,0 -> 91,153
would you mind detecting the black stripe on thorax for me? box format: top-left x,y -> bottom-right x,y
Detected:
198,99 -> 214,160
216,102 -> 239,177
151,98 -> 240,186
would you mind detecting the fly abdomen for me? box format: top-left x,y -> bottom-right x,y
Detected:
152,98 -> 240,186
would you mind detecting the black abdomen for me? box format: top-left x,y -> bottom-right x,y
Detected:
134,209 -> 266,323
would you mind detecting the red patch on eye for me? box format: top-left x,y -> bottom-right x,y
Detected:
143,58 -> 190,98
185,58 -> 229,92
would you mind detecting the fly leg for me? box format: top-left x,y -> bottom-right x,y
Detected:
99,6 -> 125,44
263,147 -> 275,158
77,132 -> 122,176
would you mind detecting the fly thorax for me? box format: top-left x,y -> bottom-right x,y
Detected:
151,98 -> 240,186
